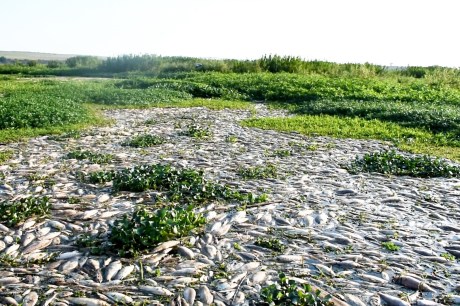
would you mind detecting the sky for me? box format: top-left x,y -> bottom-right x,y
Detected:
1,0 -> 459,67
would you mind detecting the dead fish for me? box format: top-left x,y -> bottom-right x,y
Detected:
104,260 -> 122,282
198,285 -> 214,305
315,264 -> 335,277
67,297 -> 110,306
114,265 -> 134,280
22,291 -> 39,306
4,243 -> 20,256
21,232 -> 35,247
344,294 -> 366,306
184,287 -> 196,305
0,296 -> 19,305
0,240 -> 6,252
177,246 -> 195,259
0,276 -> 21,286
378,293 -> 410,306
22,239 -> 52,254
153,240 -> 180,253
139,285 -> 173,296
105,292 -> 133,304
60,257 -> 79,273
415,299 -> 444,305
394,275 -> 436,292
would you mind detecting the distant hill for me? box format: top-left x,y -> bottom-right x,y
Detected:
0,51 -> 106,61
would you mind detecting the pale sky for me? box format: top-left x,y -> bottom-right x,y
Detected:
1,0 -> 459,67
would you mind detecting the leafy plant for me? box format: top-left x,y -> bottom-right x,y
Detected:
66,150 -> 114,164
272,149 -> 292,157
179,124 -> 212,138
440,252 -> 456,261
0,196 -> 51,227
348,150 -> 460,178
0,149 -> 13,164
86,164 -> 268,205
238,164 -> 278,179
226,135 -> 238,143
260,272 -> 334,305
381,241 -> 400,252
109,206 -> 206,257
254,237 -> 285,252
123,134 -> 166,147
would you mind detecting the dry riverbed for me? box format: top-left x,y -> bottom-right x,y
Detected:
1,105 -> 459,306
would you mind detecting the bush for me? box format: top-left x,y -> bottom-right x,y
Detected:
0,196 -> 51,227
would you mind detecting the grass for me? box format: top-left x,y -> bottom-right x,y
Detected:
241,115 -> 460,162
238,164 -> 278,180
66,150 -> 114,164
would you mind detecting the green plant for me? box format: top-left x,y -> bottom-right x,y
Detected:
123,134 -> 166,148
109,206 -> 206,257
87,163 -> 268,205
254,237 -> 285,252
0,149 -> 13,164
260,273 -> 334,305
272,149 -> 292,157
381,241 -> 400,252
348,150 -> 460,178
440,252 -> 456,261
0,196 -> 51,227
179,124 -> 212,138
66,150 -> 114,164
226,135 -> 238,143
238,164 -> 278,179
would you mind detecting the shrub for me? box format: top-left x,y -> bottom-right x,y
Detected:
66,150 -> 114,164
122,134 -> 166,147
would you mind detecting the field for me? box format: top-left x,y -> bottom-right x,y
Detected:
1,54 -> 460,305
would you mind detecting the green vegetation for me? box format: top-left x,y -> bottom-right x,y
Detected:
179,124 -> 212,138
123,134 -> 166,147
441,252 -> 456,261
348,150 -> 460,178
0,149 -> 13,164
1,54 -> 460,162
0,196 -> 51,227
254,237 -> 285,252
109,206 -> 206,257
66,150 -> 114,164
238,163 -> 278,179
381,241 -> 401,252
261,273 -> 334,306
85,163 -> 268,205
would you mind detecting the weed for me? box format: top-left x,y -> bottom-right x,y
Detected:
254,237 -> 285,252
179,124 -> 212,138
109,206 -> 206,257
0,149 -> 13,164
238,164 -> 278,180
260,272 -> 334,306
440,252 -> 456,261
0,196 -> 51,227
66,150 -> 114,164
123,134 -> 166,148
348,150 -> 460,178
226,135 -> 238,143
381,241 -> 400,252
272,149 -> 292,157
144,119 -> 157,125
233,242 -> 242,251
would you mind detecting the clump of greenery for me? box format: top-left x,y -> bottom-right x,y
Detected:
48,130 -> 82,141
254,237 -> 285,252
440,252 -> 456,261
348,150 -> 460,178
122,134 -> 166,147
0,196 -> 51,227
109,206 -> 206,257
381,241 -> 400,252
85,164 -> 268,205
226,135 -> 238,143
75,232 -> 105,255
261,273 -> 334,306
272,149 -> 292,158
238,164 -> 278,179
179,124 -> 212,138
0,150 -> 13,164
66,150 -> 114,164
